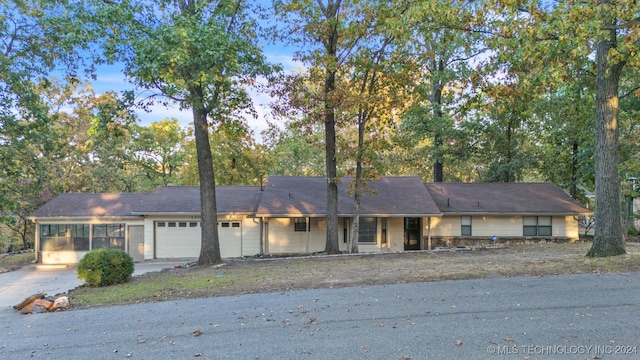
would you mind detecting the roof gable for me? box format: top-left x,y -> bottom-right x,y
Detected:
424,182 -> 591,215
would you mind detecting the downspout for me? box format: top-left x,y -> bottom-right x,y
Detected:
306,217 -> 310,253
264,218 -> 269,254
259,217 -> 264,254
427,217 -> 432,251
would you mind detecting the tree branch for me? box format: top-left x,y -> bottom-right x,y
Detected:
601,16 -> 640,30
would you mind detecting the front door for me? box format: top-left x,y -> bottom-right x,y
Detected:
404,217 -> 421,250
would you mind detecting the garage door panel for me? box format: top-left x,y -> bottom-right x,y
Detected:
219,221 -> 241,258
155,221 -> 201,258
155,220 -> 243,259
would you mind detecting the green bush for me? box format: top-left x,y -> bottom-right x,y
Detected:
77,248 -> 134,287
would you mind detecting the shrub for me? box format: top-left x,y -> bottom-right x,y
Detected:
77,248 -> 134,287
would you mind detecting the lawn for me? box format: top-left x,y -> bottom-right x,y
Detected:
67,242 -> 640,309
0,251 -> 34,272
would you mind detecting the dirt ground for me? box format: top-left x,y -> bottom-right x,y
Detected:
93,241 -> 640,306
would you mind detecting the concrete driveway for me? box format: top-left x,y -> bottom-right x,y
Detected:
0,260 -> 194,311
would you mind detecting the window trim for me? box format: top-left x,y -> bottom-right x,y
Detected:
294,217 -> 309,232
358,217 -> 377,244
461,216 -> 472,236
523,216 -> 552,236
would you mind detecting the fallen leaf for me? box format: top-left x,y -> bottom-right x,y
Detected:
194,352 -> 202,357
505,337 -> 514,342
193,329 -> 201,337
456,339 -> 463,346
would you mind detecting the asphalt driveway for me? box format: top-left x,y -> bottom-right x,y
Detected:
0,260 -> 193,311
0,272 -> 638,359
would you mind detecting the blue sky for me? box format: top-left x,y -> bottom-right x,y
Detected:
83,2 -> 301,142
87,51 -> 299,141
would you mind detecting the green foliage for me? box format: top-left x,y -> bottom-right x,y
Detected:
77,248 -> 134,287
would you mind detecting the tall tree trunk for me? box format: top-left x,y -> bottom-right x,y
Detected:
324,70 -> 340,254
323,1 -> 340,254
433,133 -> 443,182
349,119 -> 365,254
193,102 -> 222,265
431,59 -> 444,182
587,22 -> 626,257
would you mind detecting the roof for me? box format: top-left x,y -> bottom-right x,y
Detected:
255,176 -> 441,217
29,178 -> 591,220
135,186 -> 262,215
29,186 -> 262,219
424,182 -> 591,215
28,193 -> 148,219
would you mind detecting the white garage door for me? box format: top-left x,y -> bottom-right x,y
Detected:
219,221 -> 242,258
155,220 -> 242,259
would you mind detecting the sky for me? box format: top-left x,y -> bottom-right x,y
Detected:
82,0 -> 302,143
87,50 -> 300,142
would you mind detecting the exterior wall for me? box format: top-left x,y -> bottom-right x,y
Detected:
241,217 -> 262,256
429,216 -> 461,237
265,217 -> 404,254
552,215 -> 579,240
387,217 -> 404,252
428,215 -> 580,242
266,217 -> 327,254
469,216 -> 522,237
36,218 -> 144,265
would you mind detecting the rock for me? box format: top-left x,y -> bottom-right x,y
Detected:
21,299 -> 54,314
14,293 -> 46,310
53,296 -> 70,309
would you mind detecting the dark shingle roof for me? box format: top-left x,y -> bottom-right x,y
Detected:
424,182 -> 591,215
138,186 -> 262,214
29,178 -> 591,220
256,176 -> 441,217
29,193 -> 148,218
30,186 -> 263,219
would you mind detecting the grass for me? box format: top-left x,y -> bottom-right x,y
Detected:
0,251 -> 35,271
67,242 -> 640,309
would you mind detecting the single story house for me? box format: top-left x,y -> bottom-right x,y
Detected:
28,177 -> 591,264
424,182 -> 592,247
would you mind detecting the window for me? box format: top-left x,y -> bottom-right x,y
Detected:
359,217 -> 377,243
461,216 -> 472,236
523,216 -> 552,236
232,222 -> 240,228
168,222 -> 176,227
178,222 -> 187,227
157,222 -> 166,227
189,222 -> 198,227
221,222 -> 230,228
40,224 -> 90,251
294,218 -> 309,232
92,223 -> 125,250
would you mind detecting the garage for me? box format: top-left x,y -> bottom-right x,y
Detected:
154,220 -> 243,259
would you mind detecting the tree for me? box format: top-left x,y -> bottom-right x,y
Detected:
399,0 -> 484,182
274,0 -> 349,254
131,119 -> 187,187
262,120 -> 325,176
480,0 -> 639,256
0,1 -> 98,251
99,0 -> 272,265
